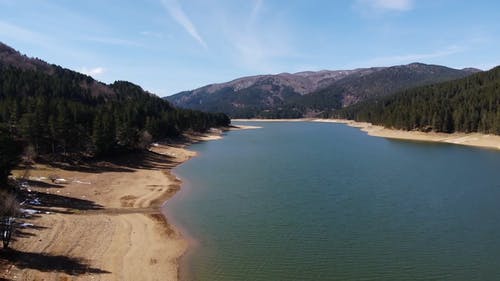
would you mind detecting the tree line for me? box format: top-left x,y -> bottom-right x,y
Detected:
0,51 -> 231,242
331,66 -> 500,134
0,63 -> 230,160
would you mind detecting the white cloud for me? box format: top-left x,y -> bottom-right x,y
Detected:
80,67 -> 105,77
482,64 -> 498,71
161,0 -> 207,48
359,45 -> 465,66
355,0 -> 414,14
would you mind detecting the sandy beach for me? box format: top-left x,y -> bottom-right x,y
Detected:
0,127 -> 251,281
233,118 -> 500,151
313,119 -> 500,150
232,118 -> 314,122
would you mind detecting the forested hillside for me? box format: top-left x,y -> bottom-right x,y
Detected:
0,43 -> 230,159
167,63 -> 479,118
333,66 -> 500,134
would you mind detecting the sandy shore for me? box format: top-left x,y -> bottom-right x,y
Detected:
232,118 -> 500,150
0,127 -> 251,281
313,119 -> 500,150
232,118 -> 313,122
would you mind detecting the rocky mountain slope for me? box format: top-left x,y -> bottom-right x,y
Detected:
166,63 -> 480,118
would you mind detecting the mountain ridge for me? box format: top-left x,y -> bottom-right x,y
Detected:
0,42 -> 118,98
166,63 -> 481,118
333,65 -> 500,134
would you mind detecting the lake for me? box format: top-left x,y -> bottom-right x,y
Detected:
164,121 -> 500,281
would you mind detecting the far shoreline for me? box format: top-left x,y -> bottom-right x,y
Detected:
232,118 -> 314,122
233,118 -> 500,151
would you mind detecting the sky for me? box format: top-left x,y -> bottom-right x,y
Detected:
0,0 -> 499,96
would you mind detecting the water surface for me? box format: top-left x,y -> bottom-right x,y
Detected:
165,122 -> 500,281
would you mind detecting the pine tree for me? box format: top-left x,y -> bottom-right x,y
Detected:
0,126 -> 22,187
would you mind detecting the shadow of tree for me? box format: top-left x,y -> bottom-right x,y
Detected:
13,229 -> 36,238
0,249 -> 110,276
109,150 -> 176,170
41,150 -> 177,174
60,162 -> 134,173
23,180 -> 63,189
25,191 -> 103,211
42,159 -> 135,174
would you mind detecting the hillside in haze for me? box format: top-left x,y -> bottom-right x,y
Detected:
0,42 -> 230,158
334,66 -> 500,134
166,63 -> 480,118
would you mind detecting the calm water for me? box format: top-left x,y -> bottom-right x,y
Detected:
164,122 -> 500,281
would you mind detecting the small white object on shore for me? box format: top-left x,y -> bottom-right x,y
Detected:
54,178 -> 67,184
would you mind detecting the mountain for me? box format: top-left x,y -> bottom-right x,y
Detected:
166,63 -> 480,118
0,42 -> 116,98
0,42 -> 51,71
0,42 -> 230,157
334,66 -> 500,134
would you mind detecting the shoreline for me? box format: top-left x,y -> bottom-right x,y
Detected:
232,118 -> 500,151
1,125 -> 254,281
232,118 -> 314,122
161,172 -> 199,281
3,120 -> 497,279
165,124 -> 261,281
312,119 -> 500,151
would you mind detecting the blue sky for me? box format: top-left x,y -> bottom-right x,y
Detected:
0,0 -> 499,96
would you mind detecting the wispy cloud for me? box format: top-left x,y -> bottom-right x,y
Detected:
230,32 -> 296,73
220,0 -> 300,73
373,0 -> 413,11
0,20 -> 83,58
250,0 -> 263,24
0,20 -> 49,46
161,0 -> 207,48
355,0 -> 414,14
141,31 -> 165,39
80,36 -> 143,47
0,20 -> 102,62
80,66 -> 105,77
359,45 -> 466,66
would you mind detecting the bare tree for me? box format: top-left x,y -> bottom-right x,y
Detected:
138,130 -> 153,150
0,191 -> 18,249
0,191 -> 18,218
22,144 -> 37,164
